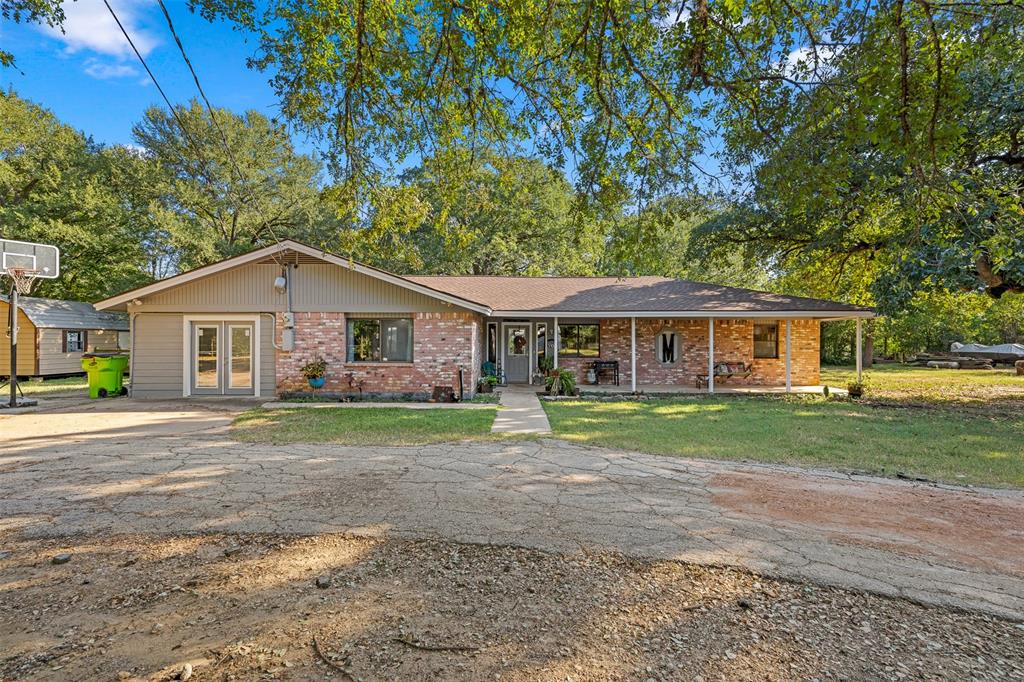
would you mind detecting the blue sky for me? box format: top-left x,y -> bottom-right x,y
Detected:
0,0 -> 285,148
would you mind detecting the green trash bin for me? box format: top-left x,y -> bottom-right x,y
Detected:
81,353 -> 130,399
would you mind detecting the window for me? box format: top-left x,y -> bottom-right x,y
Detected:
347,318 -> 413,362
656,330 -> 678,364
486,323 -> 497,363
558,324 -> 600,357
535,323 -> 547,364
63,330 -> 86,353
753,322 -> 779,359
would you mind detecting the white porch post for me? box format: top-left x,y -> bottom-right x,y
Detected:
553,316 -> 559,368
785,319 -> 792,393
855,318 -> 863,383
630,316 -> 637,393
708,318 -> 715,394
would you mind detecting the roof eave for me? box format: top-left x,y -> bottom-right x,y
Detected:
489,309 -> 875,319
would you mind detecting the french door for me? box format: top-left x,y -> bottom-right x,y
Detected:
191,321 -> 255,395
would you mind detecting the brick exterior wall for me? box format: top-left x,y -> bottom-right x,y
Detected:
276,311 -> 483,397
557,318 -> 820,388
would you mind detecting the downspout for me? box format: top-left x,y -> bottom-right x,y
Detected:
128,310 -> 136,398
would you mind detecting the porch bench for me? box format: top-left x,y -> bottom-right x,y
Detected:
695,362 -> 753,389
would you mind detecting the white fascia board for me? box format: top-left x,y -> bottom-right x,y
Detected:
489,309 -> 875,319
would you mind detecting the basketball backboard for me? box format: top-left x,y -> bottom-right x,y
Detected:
0,239 -> 60,278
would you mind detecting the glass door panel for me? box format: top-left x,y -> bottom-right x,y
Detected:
195,325 -> 219,389
228,325 -> 253,389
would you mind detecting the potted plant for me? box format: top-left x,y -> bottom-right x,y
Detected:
847,380 -> 865,399
545,369 -> 577,396
479,375 -> 498,394
539,356 -> 555,376
301,357 -> 327,390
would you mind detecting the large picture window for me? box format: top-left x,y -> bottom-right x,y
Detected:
558,323 -> 600,357
347,318 -> 413,362
753,322 -> 779,359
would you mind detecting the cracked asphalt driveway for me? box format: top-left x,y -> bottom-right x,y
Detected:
2,399 -> 1022,620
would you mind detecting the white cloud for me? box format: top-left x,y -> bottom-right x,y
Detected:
41,0 -> 158,59
784,43 -> 845,79
657,5 -> 692,29
83,57 -> 139,79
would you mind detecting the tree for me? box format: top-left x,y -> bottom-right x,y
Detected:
0,91 -> 166,300
132,100 -> 327,268
0,1 -> 64,67
692,3 -> 1024,306
602,196 -> 769,288
336,149 -> 605,275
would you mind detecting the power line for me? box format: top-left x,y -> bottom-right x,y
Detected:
155,0 -> 288,254
103,0 -> 285,265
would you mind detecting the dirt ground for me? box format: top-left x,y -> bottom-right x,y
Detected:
712,471 -> 1024,578
1,532 -> 1022,682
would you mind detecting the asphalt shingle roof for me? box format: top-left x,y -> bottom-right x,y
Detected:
404,275 -> 871,315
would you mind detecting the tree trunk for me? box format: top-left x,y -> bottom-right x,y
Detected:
862,321 -> 874,368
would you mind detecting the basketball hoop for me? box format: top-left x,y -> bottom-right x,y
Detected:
5,268 -> 40,295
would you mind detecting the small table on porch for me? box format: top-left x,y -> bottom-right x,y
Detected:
590,360 -> 620,386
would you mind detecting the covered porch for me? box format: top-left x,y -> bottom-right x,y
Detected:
486,314 -> 870,394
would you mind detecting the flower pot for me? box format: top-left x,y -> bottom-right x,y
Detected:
308,376 -> 326,389
479,382 -> 493,394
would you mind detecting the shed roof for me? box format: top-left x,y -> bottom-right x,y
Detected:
404,275 -> 873,316
2,295 -> 129,330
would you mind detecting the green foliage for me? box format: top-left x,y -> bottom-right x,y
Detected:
133,99 -> 327,269
0,91 -> 168,300
0,1 -> 64,67
545,368 -> 577,396
300,356 -> 327,380
336,148 -> 605,275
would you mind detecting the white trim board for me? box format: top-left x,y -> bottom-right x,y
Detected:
490,310 -> 874,319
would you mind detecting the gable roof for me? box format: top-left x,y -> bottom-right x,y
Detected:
2,295 -> 129,330
93,241 -> 492,314
93,239 -> 872,319
405,275 -> 873,318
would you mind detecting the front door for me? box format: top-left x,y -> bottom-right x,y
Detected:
504,325 -> 531,383
191,322 -> 255,395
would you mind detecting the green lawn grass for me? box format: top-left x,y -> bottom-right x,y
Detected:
543,397 -> 1024,488
822,365 -> 1024,406
233,406 -> 500,446
11,375 -> 89,397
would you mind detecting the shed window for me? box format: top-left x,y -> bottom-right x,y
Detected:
753,322 -> 779,359
347,318 -> 413,362
558,324 -> 600,357
64,330 -> 86,353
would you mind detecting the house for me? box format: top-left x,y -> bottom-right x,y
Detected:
1,296 -> 129,378
93,240 -> 873,399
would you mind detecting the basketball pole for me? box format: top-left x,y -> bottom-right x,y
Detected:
8,279 -> 17,408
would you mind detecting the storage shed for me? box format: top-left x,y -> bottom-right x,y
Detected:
2,296 -> 129,378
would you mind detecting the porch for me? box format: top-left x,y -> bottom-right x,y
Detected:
486,315 -> 868,394
578,383 -> 845,396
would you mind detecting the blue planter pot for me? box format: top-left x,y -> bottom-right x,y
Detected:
308,376 -> 326,389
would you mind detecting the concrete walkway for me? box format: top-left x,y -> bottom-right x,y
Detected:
492,385 -> 551,434
2,400 -> 1023,619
